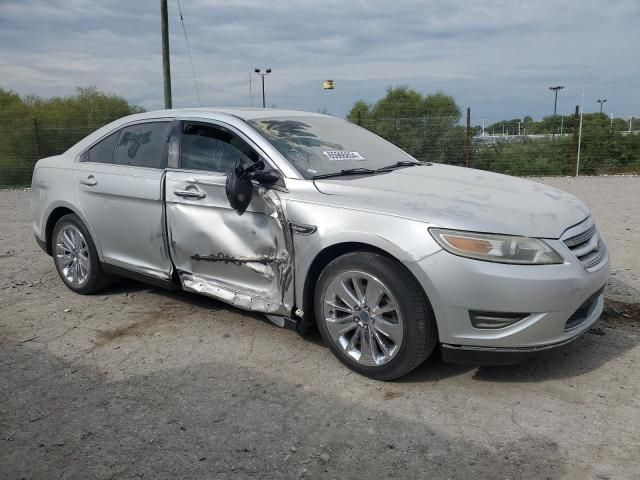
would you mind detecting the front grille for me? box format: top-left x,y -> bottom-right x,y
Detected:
562,219 -> 607,270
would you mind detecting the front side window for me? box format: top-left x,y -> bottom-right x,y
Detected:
247,116 -> 416,179
113,122 -> 171,168
180,123 -> 258,174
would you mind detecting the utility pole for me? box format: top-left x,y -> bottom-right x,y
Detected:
161,0 -> 172,109
597,98 -> 607,114
254,68 -> 272,108
549,86 -> 564,115
481,118 -> 485,137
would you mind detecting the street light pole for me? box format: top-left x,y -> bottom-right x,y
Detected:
549,86 -> 564,116
254,68 -> 272,108
597,98 -> 607,114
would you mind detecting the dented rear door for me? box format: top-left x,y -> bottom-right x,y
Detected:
164,170 -> 293,315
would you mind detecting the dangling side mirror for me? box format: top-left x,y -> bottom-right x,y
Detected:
250,169 -> 281,185
225,163 -> 254,215
247,159 -> 282,186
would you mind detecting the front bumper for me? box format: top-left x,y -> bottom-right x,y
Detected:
440,300 -> 600,366
405,242 -> 609,357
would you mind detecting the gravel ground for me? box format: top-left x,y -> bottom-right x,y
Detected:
1,176 -> 639,479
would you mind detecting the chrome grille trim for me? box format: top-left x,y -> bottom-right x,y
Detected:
561,217 -> 607,270
580,240 -> 607,269
563,224 -> 596,248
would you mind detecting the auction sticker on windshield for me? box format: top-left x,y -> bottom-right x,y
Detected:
322,151 -> 366,161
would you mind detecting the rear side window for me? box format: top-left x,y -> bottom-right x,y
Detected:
84,130 -> 120,163
113,122 -> 171,168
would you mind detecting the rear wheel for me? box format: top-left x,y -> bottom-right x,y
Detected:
52,213 -> 113,294
314,251 -> 438,380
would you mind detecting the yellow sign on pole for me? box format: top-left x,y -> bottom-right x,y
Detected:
323,80 -> 334,90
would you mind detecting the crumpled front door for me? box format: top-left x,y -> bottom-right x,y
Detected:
164,169 -> 293,315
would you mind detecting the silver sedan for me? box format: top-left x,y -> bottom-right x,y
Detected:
31,108 -> 609,380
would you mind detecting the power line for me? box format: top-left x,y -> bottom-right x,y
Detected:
175,0 -> 202,106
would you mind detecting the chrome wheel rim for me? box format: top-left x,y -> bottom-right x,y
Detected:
323,271 -> 404,367
55,225 -> 90,286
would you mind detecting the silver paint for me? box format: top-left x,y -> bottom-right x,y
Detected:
55,224 -> 90,286
32,107 -> 609,355
322,270 -> 404,366
165,170 -> 293,315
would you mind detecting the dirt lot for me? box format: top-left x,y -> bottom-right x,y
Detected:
1,176 -> 639,479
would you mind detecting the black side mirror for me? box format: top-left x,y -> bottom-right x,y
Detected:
246,159 -> 282,185
250,169 -> 281,185
225,163 -> 254,215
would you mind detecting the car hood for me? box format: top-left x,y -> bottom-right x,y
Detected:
312,164 -> 589,238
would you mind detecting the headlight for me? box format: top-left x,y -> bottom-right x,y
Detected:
429,228 -> 563,265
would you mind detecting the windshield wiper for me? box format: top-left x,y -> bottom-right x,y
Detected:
312,161 -> 420,180
374,160 -> 420,172
312,167 -> 377,179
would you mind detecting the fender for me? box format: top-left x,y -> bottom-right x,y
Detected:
41,200 -> 105,261
286,197 -> 443,311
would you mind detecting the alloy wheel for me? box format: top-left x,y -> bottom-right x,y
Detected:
55,224 -> 91,286
322,271 -> 404,366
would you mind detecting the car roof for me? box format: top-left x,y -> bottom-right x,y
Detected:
62,107 -> 337,166
128,107 -> 330,121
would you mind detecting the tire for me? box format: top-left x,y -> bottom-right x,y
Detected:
51,213 -> 113,294
314,251 -> 438,381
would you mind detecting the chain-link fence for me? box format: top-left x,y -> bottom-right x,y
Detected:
1,113 -> 639,187
352,114 -> 640,177
0,122 -> 97,186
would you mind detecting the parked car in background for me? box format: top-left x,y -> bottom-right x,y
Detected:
31,108 -> 610,380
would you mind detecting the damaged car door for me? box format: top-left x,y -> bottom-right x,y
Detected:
164,121 -> 293,315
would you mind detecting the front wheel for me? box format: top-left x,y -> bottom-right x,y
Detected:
314,251 -> 438,380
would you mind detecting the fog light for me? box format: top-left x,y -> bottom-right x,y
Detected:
469,310 -> 529,329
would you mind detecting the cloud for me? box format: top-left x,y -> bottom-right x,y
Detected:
1,0 -> 638,120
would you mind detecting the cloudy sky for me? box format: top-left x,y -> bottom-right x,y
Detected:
1,0 -> 638,122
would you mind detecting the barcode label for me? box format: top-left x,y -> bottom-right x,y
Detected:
322,151 -> 366,161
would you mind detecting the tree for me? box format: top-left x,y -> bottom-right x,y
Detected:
348,86 -> 460,123
348,100 -> 370,125
346,86 -> 462,163
0,86 -> 144,186
486,118 -> 522,135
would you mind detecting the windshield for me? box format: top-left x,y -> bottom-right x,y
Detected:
247,116 -> 417,179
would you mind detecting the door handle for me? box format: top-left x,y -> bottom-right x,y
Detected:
79,175 -> 97,186
174,189 -> 206,199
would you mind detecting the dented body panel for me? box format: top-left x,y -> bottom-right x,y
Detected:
165,170 -> 293,315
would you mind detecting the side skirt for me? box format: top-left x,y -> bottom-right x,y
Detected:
102,263 -> 180,291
